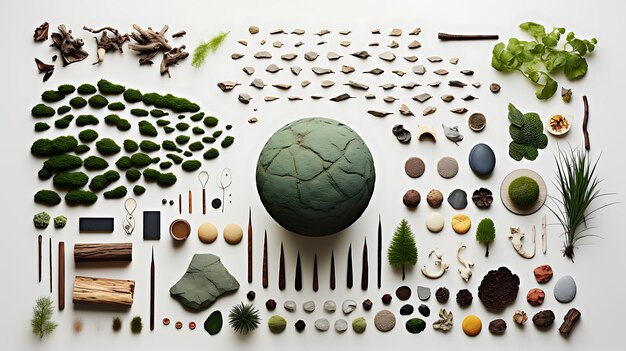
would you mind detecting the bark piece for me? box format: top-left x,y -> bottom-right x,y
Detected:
74,243 -> 133,262
58,242 -> 65,310
35,58 -> 55,82
34,22 -> 49,41
50,24 -> 89,66
559,308 -> 581,337
73,276 -> 135,307
161,45 -> 188,77
83,26 -> 130,65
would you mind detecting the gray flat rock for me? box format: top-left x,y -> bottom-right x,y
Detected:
324,300 -> 337,312
315,318 -> 330,331
447,188 -> 467,209
303,300 -> 316,312
254,51 -> 272,59
341,65 -> 355,74
284,300 -> 297,312
554,275 -> 577,303
291,66 -> 302,75
344,80 -> 369,90
281,53 -> 297,61
242,66 -> 255,75
238,93 -> 252,104
250,78 -> 266,89
312,67 -> 333,75
379,51 -> 396,61
327,52 -> 342,60
417,286 -> 431,301
413,93 -> 432,103
428,56 -> 443,62
404,56 -> 418,62
266,64 -> 282,73
351,51 -> 371,59
413,65 -> 426,75
335,319 -> 348,332
342,299 -> 357,314
304,51 -> 319,61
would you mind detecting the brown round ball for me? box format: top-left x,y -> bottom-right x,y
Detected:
427,189 -> 444,208
403,189 -> 421,207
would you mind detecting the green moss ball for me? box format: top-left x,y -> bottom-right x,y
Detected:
508,176 -> 540,207
78,129 -> 98,142
150,109 -> 168,117
256,117 -> 376,236
203,148 -> 219,160
352,317 -> 367,333
32,104 -> 55,117
188,141 -> 204,151
77,84 -> 97,95
126,169 -> 142,182
96,138 -> 121,155
57,105 -> 71,115
221,136 -> 235,148
69,96 -> 87,108
123,139 -> 139,152
43,155 -> 83,172
159,161 -> 173,169
203,136 -> 216,144
74,144 -> 90,154
131,108 -> 149,117
65,190 -> 97,205
130,316 -> 143,334
31,135 -> 78,156
88,94 -> 109,108
89,170 -> 120,191
34,189 -> 62,205
133,185 -> 146,195
163,126 -> 175,133
76,114 -> 99,127
176,122 -> 189,131
268,315 -> 287,333
190,112 -> 205,122
166,153 -> 183,164
405,318 -> 426,334
115,156 -> 132,169
131,153 -> 153,168
123,88 -> 143,103
162,140 -> 177,151
97,79 -> 125,95
138,121 -> 158,137
54,115 -> 73,128
41,90 -> 65,102
192,127 -> 205,135
203,116 -> 219,127
53,171 -> 89,189
181,160 -> 201,172
104,185 -> 128,199
108,102 -> 126,111
57,84 -> 76,95
156,119 -> 170,127
84,156 -> 109,170
34,122 -> 50,132
140,140 -> 160,152
175,135 -> 190,144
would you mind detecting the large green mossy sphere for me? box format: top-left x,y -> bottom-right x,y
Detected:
256,117 -> 376,236
508,176 -> 539,207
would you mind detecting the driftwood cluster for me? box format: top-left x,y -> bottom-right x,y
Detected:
128,24 -> 188,77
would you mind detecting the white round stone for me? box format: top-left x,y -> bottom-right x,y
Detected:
426,212 -> 445,233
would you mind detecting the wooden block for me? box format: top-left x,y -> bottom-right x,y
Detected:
72,276 -> 135,307
74,243 -> 132,263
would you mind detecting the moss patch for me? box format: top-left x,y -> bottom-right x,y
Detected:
83,156 -> 109,170
150,109 -> 168,117
52,171 -> 89,189
123,139 -> 139,153
54,115 -> 74,129
65,190 -> 98,205
31,136 -> 78,156
203,148 -> 219,160
142,92 -> 200,113
34,122 -> 50,132
104,185 -> 127,199
32,104 -> 56,118
221,136 -> 234,147
77,84 -> 97,95
126,169 -> 141,182
95,138 -> 121,155
41,90 -> 65,102
133,185 -> 146,195
123,88 -> 142,103
131,108 -> 149,117
508,176 -> 540,207
138,121 -> 158,137
43,155 -> 83,172
69,96 -> 87,108
78,129 -> 98,142
88,94 -> 109,108
108,102 -> 126,111
203,116 -> 219,127
181,160 -> 201,171
57,105 -> 71,115
34,189 -> 62,205
89,170 -> 120,191
97,79 -> 126,95
76,114 -> 99,127
140,140 -> 160,152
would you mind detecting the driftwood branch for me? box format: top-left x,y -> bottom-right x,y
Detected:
50,24 -> 89,66
160,45 -> 188,77
129,24 -> 171,65
438,32 -> 499,41
83,26 -> 129,65
74,243 -> 132,263
72,276 -> 135,307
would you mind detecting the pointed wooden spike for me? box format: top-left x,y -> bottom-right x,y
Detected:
278,243 -> 286,290
295,251 -> 302,291
262,231 -> 268,288
361,238 -> 368,290
377,215 -> 382,289
150,246 -> 155,331
312,255 -> 319,292
247,207 -> 253,283
347,244 -> 353,289
330,251 -> 336,290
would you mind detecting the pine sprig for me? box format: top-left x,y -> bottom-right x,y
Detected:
191,31 -> 230,68
31,296 -> 57,338
228,302 -> 260,335
387,219 -> 418,280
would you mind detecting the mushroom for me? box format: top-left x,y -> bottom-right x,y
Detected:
421,249 -> 449,279
456,243 -> 474,282
83,26 -> 130,65
508,226 -> 536,259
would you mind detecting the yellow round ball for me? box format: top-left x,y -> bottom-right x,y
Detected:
462,315 -> 482,336
223,223 -> 243,244
451,214 -> 471,234
198,223 -> 218,243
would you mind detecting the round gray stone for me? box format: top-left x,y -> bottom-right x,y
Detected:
303,300 -> 315,313
284,300 -> 296,312
437,157 -> 459,178
417,286 -> 431,301
469,143 -> 496,176
324,300 -> 336,313
334,319 -> 348,332
315,318 -> 330,331
554,275 -> 577,303
447,189 -> 468,209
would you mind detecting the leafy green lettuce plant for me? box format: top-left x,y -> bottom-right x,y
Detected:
492,22 -> 597,99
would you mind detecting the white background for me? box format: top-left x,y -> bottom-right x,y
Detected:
0,0 -> 624,350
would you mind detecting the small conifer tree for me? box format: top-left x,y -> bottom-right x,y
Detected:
387,219 -> 418,280
476,218 -> 496,257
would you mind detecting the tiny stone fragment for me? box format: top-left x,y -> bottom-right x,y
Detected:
294,41 -> 304,47
272,83 -> 291,90
321,80 -> 335,88
248,117 -> 258,123
461,70 -> 474,75
315,318 -> 330,332
417,286 -> 431,301
402,82 -> 420,89
340,41 -> 351,47
363,68 -> 384,75
399,104 -> 414,116
409,27 -> 421,35
392,70 -> 406,77
434,69 -> 449,75
533,265 -> 553,284
303,301 -> 315,313
428,56 -> 443,62
281,53 -> 297,61
449,57 -> 459,64
335,319 -> 348,333
364,94 -> 376,99
368,110 -> 393,117
433,309 -> 453,332
369,42 -> 379,46
559,308 -> 581,337
246,290 -> 256,300
418,304 -> 430,317
231,53 -> 244,60
441,94 -> 454,102
389,28 -> 402,36
330,93 -> 354,102
254,51 -> 272,59
301,80 -> 311,87
312,67 -> 333,75
392,124 -> 412,143
351,51 -> 371,59
462,95 -> 478,101
324,300 -> 337,312
374,310 -> 396,332
378,51 -> 396,61
270,29 -> 285,35
489,83 -> 501,93
412,65 -> 426,75
316,29 -> 331,36
327,52 -> 342,60
295,320 -> 306,331
422,106 -> 437,116
266,299 -> 277,310
265,64 -> 283,73
317,41 -> 327,45
287,96 -> 302,101
291,29 -> 305,35
339,30 -> 351,35
383,96 -> 398,103
387,40 -> 399,48
243,66 -> 255,75
382,294 -> 392,304
362,299 -> 373,310
400,304 -> 414,315
472,82 -> 481,88
449,80 -> 467,88
442,124 -> 463,144
310,95 -> 323,99
264,96 -> 279,102
304,51 -> 319,61
260,39 -> 266,45
272,41 -> 283,48
379,83 -> 396,90
371,28 -> 381,34
450,107 -> 468,114
404,56 -> 418,62
238,93 -> 252,104
249,26 -> 259,34
342,300 -> 357,314
290,66 -> 302,75
217,81 -> 240,92
428,81 -> 442,87
250,78 -> 266,89
344,81 -> 369,90
341,65 -> 355,74
413,92 -> 432,103
527,288 -> 545,306
408,40 -> 421,49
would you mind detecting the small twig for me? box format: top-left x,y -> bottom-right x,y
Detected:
438,32 -> 499,41
582,95 -> 590,150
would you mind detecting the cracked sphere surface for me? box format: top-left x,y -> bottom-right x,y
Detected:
256,117 -> 375,236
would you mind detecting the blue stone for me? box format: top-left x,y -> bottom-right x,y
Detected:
469,143 -> 496,176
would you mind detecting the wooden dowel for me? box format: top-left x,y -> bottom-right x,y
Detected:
438,32 -> 499,40
38,235 -> 42,283
202,189 -> 206,214
58,242 -> 65,310
377,216 -> 382,289
150,248 -> 155,331
49,238 -> 52,293
361,239 -> 368,290
583,95 -> 590,150
347,244 -> 353,289
330,251 -> 335,290
247,208 -> 252,283
312,255 -> 318,292
188,189 -> 192,214
72,276 -> 135,307
74,243 -> 132,263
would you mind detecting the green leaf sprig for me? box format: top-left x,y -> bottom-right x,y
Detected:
492,22 -> 597,99
191,31 -> 230,68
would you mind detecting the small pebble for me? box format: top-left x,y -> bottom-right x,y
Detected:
532,310 -> 555,329
381,294 -> 392,305
418,304 -> 430,317
408,40 -> 421,49
223,223 -> 243,244
295,320 -> 306,332
490,83 -> 501,93
449,57 -> 459,64
248,26 -> 259,34
334,319 -> 348,333
175,321 -> 183,329
189,321 -> 196,330
254,51 -> 271,59
428,56 -> 443,62
489,319 -> 507,334
272,41 -> 283,48
437,157 -> 459,178
389,28 -> 402,36
427,189 -> 444,208
533,265 -> 553,284
404,157 -> 425,178
448,189 -> 468,210
268,315 -> 287,333
362,299 -> 373,310
162,199 -> 167,205
248,117 -> 258,124
462,315 -> 482,336
400,304 -> 414,315
246,290 -> 256,301
352,317 -> 367,333
243,66 -> 255,75
396,286 -> 412,300
374,310 -> 396,332
303,301 -> 315,313
435,287 -> 450,303
403,189 -> 421,208
426,212 -> 445,233
169,200 -> 174,205
231,53 -> 244,60
554,275 -> 577,303
404,56 -> 418,62
412,65 -> 426,75
472,82 -> 481,88
324,300 -> 337,313
417,286 -> 431,301
422,106 -> 437,116
266,299 -> 277,310
527,288 -> 545,306
315,318 -> 330,332
284,300 -> 296,312
342,300 -> 357,314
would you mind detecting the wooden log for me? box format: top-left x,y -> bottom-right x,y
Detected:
73,276 -> 135,307
74,243 -> 132,263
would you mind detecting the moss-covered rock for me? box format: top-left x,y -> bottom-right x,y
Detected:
83,156 -> 109,170
57,84 -> 76,95
221,136 -> 235,148
108,102 -> 126,111
192,127 -> 205,135
178,115 -> 185,120
130,153 -> 153,168
139,120 -> 158,137
143,168 -> 177,186
162,140 -> 176,151
159,161 -> 173,169
43,154 -> 83,172
65,190 -> 98,205
69,96 -> 87,108
203,116 -> 219,127
31,136 -> 78,156
181,160 -> 201,172
183,151 -> 192,157
126,168 -> 141,182
54,215 -> 67,228
142,92 -> 200,113
54,115 -> 74,129
104,185 -> 128,199
33,211 -> 51,228
212,130 -> 223,138
123,139 -> 139,153
57,105 -> 71,115
41,90 -> 65,102
77,83 -> 97,95
140,140 -> 160,152
76,114 -> 100,127
97,79 -> 125,95
203,148 -> 219,160
38,168 -> 52,180
150,109 -> 168,117
190,112 -> 205,122
188,141 -> 204,151
74,144 -> 90,154
32,103 -> 55,118
78,129 -> 98,142
175,135 -> 190,144
133,185 -> 146,195
176,122 -> 190,131
89,170 -> 120,191
34,189 -> 62,205
226,124 -> 232,130
156,119 -> 170,127
163,126 -> 175,133
34,122 -> 50,132
508,176 -> 540,207
131,108 -> 149,117
166,153 -> 183,164
88,94 -> 109,108
203,136 -> 216,144
53,171 -> 89,189
123,88 -> 142,103
104,114 -> 131,131
115,156 -> 132,169
95,138 -> 121,155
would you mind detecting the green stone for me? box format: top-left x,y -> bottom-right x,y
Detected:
256,117 -> 376,236
406,318 -> 426,333
352,317 -> 367,333
268,315 -> 287,333
169,254 -> 239,311
204,310 -> 223,335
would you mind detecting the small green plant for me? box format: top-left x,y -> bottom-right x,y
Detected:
507,103 -> 548,161
387,219 -> 418,280
33,211 -> 51,228
476,218 -> 496,257
31,296 -> 57,338
192,32 -> 229,68
509,176 -> 540,207
130,316 -> 142,334
228,302 -> 260,335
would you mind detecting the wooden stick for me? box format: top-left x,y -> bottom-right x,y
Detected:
58,242 -> 65,310
330,251 -> 335,290
583,95 -> 590,150
262,231 -> 268,288
49,238 -> 52,293
361,239 -> 368,290
346,244 -> 353,289
74,243 -> 132,262
178,193 -> 182,214
377,216 -> 382,289
202,188 -> 206,214
247,208 -> 252,283
188,188 -> 192,214
150,248 -> 155,331
38,235 -> 42,282
294,251 -> 302,291
559,308 -> 581,336
438,32 -> 499,41
312,255 -> 318,292
72,276 -> 135,307
278,243 -> 285,290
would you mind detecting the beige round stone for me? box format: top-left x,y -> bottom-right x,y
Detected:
374,309 -> 396,332
223,223 -> 243,244
198,223 -> 218,243
426,212 -> 445,233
